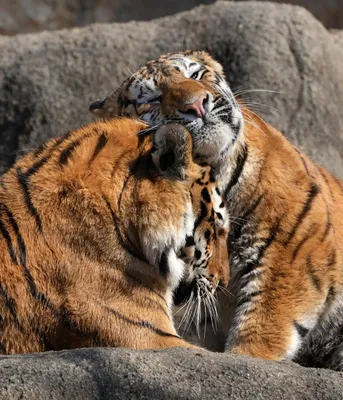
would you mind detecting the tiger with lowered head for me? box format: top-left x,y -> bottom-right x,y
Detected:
90,50 -> 343,370
0,117 -> 229,354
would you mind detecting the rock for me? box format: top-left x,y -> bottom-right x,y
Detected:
0,0 -> 215,36
0,2 -> 342,178
0,347 -> 342,399
1,0 -> 342,36
230,0 -> 343,29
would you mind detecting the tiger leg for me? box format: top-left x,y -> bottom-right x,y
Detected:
56,297 -> 200,351
224,271 -> 328,361
225,301 -> 302,360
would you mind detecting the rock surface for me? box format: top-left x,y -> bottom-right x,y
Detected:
0,347 -> 343,399
1,0 -> 342,36
0,2 -> 342,178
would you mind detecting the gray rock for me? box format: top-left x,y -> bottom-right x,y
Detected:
1,0 -> 342,36
229,0 -> 343,29
0,347 -> 343,399
0,2 -> 342,178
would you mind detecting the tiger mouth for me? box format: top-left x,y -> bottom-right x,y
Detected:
173,276 -> 217,306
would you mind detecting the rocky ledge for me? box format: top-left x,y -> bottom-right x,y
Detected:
0,347 -> 343,399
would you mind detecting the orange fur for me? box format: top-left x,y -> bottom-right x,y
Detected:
0,118 -> 211,354
89,51 -> 343,369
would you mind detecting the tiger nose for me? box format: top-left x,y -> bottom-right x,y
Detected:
183,94 -> 207,118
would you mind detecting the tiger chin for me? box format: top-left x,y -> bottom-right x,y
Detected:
0,118 -> 225,354
90,50 -> 343,371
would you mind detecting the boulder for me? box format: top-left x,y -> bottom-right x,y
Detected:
0,347 -> 343,399
1,0 -> 342,36
0,2 -> 342,178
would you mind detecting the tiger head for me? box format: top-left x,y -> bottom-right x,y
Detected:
89,50 -> 244,181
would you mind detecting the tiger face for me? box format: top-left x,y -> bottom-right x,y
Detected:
89,51 -> 244,176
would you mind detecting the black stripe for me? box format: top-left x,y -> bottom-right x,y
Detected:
224,146 -> 248,198
327,250 -> 336,267
326,286 -> 336,303
117,144 -> 146,217
158,251 -> 169,279
321,202 -> 332,242
236,290 -> 263,309
201,187 -> 211,203
227,195 -> 263,254
194,249 -> 201,260
2,204 -> 27,268
0,211 -> 18,265
285,183 -> 319,246
103,196 -> 147,263
294,321 -> 309,338
291,224 -> 318,263
0,204 -> 56,311
59,138 -> 82,166
16,134 -> 76,234
17,168 -> 43,232
58,129 -> 95,167
242,195 -> 263,220
294,147 -> 311,177
185,235 -> 195,247
0,282 -> 24,332
194,201 -> 207,229
102,303 -> 180,339
237,216 -> 283,281
26,155 -> 50,177
89,132 -> 108,164
125,273 -> 167,305
306,255 -> 321,291
204,229 -> 211,241
33,143 -> 46,158
0,342 -> 6,353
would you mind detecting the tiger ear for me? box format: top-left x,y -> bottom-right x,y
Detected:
152,124 -> 193,181
89,91 -> 120,118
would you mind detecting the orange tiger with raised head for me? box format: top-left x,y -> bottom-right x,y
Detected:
0,117 -> 229,354
90,50 -> 343,370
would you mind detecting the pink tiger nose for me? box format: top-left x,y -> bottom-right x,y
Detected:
183,95 -> 207,118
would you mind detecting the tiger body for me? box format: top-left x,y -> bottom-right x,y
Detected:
0,117 -> 227,354
90,51 -> 343,369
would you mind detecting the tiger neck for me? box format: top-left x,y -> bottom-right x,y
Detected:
220,119 -> 266,218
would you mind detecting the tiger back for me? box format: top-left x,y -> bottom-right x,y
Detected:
0,118 -> 219,354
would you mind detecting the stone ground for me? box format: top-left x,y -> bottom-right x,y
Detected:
0,347 -> 343,400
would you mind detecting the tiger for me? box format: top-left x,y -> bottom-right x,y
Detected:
89,50 -> 343,370
0,117 -> 228,354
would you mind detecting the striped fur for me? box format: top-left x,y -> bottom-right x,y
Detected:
90,51 -> 343,370
0,118 -> 223,354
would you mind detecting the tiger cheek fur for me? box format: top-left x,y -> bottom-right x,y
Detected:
90,50 -> 343,370
0,119 -> 208,354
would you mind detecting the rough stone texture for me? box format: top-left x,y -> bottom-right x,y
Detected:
0,1 -> 342,178
1,0 -> 342,36
230,0 -> 343,29
0,347 -> 343,399
0,0 -> 215,36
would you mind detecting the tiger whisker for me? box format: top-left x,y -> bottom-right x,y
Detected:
217,285 -> 235,297
233,88 -> 283,97
239,102 -> 280,114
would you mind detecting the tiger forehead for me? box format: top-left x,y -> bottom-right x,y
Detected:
140,55 -> 203,77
